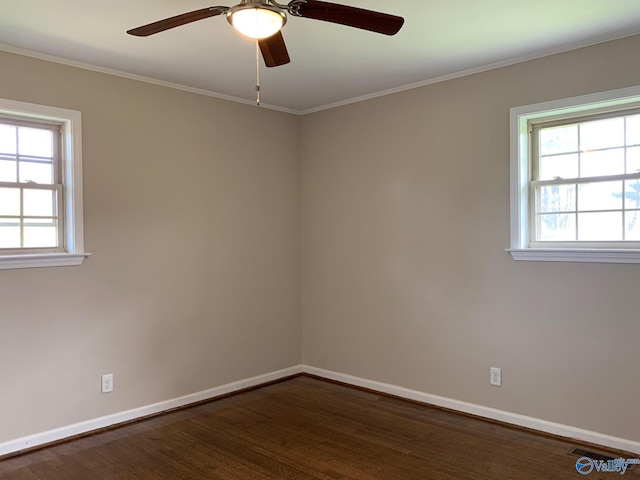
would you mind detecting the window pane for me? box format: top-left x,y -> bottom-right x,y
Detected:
19,162 -> 53,184
538,153 -> 578,180
0,188 -> 20,216
627,114 -> 640,146
0,160 -> 17,182
624,180 -> 640,210
23,219 -> 57,248
23,189 -> 56,217
537,184 -> 575,213
627,146 -> 640,174
537,213 -> 575,241
580,148 -> 624,177
580,118 -> 624,151
0,125 -> 17,155
0,218 -> 20,248
625,211 -> 640,240
578,212 -> 622,240
577,181 -> 622,211
539,125 -> 578,155
18,127 -> 53,158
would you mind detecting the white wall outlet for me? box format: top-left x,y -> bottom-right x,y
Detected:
490,367 -> 502,387
101,373 -> 113,394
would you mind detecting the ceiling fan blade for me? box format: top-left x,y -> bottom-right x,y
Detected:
259,31 -> 291,68
127,7 -> 227,37
293,0 -> 404,35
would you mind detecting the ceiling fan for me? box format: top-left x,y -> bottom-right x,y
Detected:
127,0 -> 405,68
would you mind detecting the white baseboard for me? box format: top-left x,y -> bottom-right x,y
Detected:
0,365 -> 303,457
4,364 -> 638,458
302,365 -> 640,455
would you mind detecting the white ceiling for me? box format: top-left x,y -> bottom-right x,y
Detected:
1,1 -> 640,113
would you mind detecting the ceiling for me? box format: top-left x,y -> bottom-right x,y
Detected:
1,1 -> 640,113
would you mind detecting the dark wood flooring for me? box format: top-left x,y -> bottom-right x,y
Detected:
1,375 -> 637,479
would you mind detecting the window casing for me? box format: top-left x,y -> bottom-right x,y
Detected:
0,98 -> 88,270
509,85 -> 640,263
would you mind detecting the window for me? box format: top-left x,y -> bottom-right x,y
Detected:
509,85 -> 640,263
0,98 -> 88,270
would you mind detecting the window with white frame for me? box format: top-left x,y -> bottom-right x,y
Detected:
0,98 -> 88,270
509,86 -> 640,263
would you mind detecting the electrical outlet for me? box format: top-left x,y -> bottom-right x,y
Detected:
101,374 -> 113,394
490,367 -> 502,387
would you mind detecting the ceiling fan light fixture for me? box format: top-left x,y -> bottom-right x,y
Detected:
227,4 -> 286,40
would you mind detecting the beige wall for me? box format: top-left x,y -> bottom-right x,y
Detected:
0,51 -> 301,442
301,35 -> 640,443
2,33 -> 640,448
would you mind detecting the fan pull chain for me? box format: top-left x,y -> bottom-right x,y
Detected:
255,40 -> 261,106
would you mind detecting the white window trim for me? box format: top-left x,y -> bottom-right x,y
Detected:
508,85 -> 640,264
0,98 -> 90,270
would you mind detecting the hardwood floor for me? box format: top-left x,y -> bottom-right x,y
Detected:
1,375 -> 637,479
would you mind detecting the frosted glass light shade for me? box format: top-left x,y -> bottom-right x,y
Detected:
229,7 -> 285,39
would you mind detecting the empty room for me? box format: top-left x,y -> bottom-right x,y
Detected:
0,1 -> 639,478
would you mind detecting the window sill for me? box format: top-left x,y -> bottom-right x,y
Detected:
507,248 -> 640,264
0,253 -> 91,270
